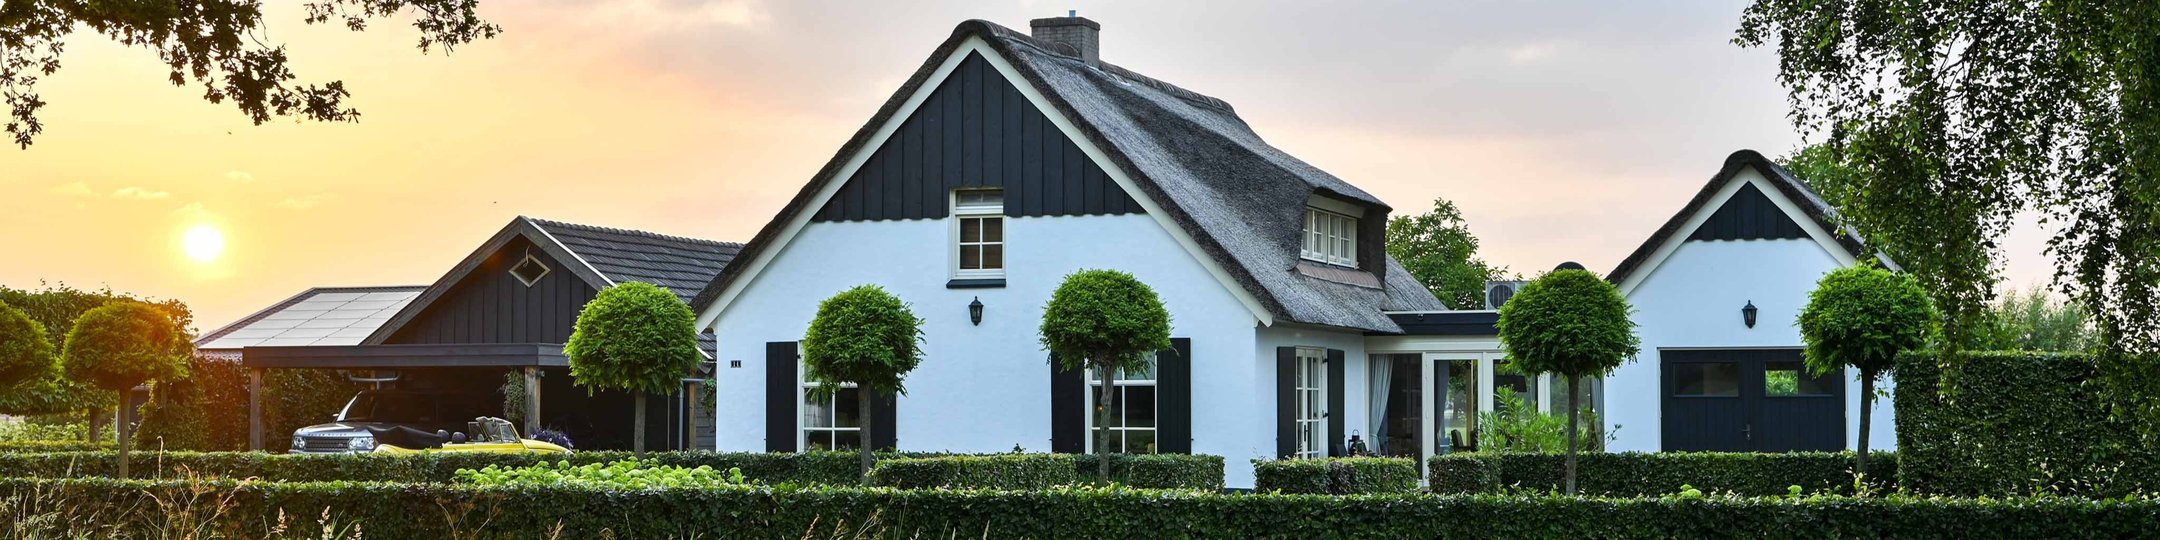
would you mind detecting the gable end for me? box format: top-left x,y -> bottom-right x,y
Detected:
1686,182 -> 1810,242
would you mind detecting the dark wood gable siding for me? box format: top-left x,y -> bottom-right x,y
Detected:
386,236 -> 597,344
1688,182 -> 1810,242
812,51 -> 1141,222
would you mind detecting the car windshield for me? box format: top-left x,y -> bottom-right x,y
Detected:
340,393 -> 439,422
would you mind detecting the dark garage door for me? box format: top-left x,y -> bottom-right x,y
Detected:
1662,349 -> 1845,452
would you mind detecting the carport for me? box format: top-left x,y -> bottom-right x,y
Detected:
240,343 -> 564,450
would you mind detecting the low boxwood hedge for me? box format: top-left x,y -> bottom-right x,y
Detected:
1429,452 -> 1895,496
868,454 -> 1080,490
1253,457 -> 1419,494
0,440 -> 112,453
1,476 -> 2152,539
0,450 -> 1226,490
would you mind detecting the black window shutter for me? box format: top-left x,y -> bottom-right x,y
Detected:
871,390 -> 898,451
1276,347 -> 1296,459
1050,353 -> 1084,453
1156,338 -> 1193,454
1327,348 -> 1346,457
765,342 -> 798,452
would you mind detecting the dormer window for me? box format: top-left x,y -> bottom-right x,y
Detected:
510,254 -> 551,286
1301,206 -> 1358,267
953,189 -> 1005,278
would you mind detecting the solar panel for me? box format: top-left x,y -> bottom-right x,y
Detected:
197,288 -> 422,349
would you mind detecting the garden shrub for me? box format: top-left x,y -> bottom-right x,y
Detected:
1,476 -> 2154,539
1253,457 -> 1419,494
1428,452 -> 1894,496
1896,351 -> 2160,497
867,454 -> 1080,490
1083,453 -> 1223,491
456,459 -> 747,489
0,440 -> 111,453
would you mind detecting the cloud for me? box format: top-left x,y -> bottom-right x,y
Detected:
171,202 -> 216,221
111,186 -> 173,200
48,181 -> 96,197
1505,42 -> 1566,65
274,194 -> 334,210
225,171 -> 256,182
583,0 -> 771,31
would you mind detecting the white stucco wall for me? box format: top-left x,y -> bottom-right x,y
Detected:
1605,237 -> 1896,452
706,213 -> 1265,483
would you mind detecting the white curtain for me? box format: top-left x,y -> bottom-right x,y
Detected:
1368,356 -> 1394,455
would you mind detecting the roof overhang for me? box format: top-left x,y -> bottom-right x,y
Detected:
1371,310 -> 1500,337
240,343 -> 568,369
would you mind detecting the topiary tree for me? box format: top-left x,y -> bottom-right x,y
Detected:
1039,269 -> 1172,481
802,285 -> 925,476
0,300 -> 55,391
566,282 -> 700,456
1798,263 -> 1934,478
59,301 -> 191,479
1495,268 -> 1639,495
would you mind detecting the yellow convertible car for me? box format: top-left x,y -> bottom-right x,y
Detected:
367,417 -> 571,455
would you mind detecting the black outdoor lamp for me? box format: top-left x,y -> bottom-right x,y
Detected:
1742,300 -> 1759,328
969,296 -> 985,326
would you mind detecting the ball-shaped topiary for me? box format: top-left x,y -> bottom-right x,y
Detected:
0,300 -> 55,390
1495,268 -> 1639,494
1039,269 -> 1171,479
803,284 -> 925,475
60,301 -> 191,478
1798,263 -> 1933,476
566,282 -> 701,454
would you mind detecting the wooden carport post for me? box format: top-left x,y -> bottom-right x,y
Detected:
248,368 -> 264,451
523,366 -> 541,436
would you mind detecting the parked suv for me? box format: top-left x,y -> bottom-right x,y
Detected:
289,390 -> 490,454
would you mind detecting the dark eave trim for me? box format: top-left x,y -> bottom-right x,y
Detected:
945,278 -> 1007,289
240,343 -> 568,369
1370,311 -> 1500,337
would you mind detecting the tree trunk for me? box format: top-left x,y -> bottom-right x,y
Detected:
1857,374 -> 1874,479
88,409 -> 105,444
115,405 -> 131,479
1096,363 -> 1116,483
859,388 -> 875,478
1565,374 -> 1579,496
633,390 -> 647,457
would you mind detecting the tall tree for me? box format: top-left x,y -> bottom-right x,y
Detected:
1386,198 -> 1510,309
1039,269 -> 1172,481
802,285 -> 925,476
60,301 -> 190,478
1975,286 -> 2095,352
1736,2 -> 2160,419
0,284 -> 190,439
566,282 -> 700,456
1798,264 -> 1935,477
0,0 -> 501,147
1494,268 -> 1639,495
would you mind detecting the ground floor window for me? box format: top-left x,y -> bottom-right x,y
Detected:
1294,348 -> 1327,459
1087,353 -> 1159,453
801,382 -> 861,451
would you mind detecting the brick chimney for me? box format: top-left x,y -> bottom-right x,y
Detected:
1029,12 -> 1100,67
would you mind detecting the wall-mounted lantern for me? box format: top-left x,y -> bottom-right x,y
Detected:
1742,300 -> 1758,329
969,296 -> 985,326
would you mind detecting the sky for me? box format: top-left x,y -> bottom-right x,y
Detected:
0,0 -> 2057,331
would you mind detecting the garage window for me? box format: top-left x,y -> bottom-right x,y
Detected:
1673,362 -> 1739,396
1765,361 -> 1837,396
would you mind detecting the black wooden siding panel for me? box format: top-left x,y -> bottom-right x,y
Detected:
386,237 -> 595,345
812,52 -> 1139,222
1689,182 -> 1809,242
765,342 -> 798,452
1157,338 -> 1193,454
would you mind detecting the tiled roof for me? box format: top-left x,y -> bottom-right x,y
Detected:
195,286 -> 425,350
528,218 -> 742,305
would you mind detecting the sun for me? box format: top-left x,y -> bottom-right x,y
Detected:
182,224 -> 226,263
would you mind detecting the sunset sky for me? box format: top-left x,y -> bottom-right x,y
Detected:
1,0 -> 2057,331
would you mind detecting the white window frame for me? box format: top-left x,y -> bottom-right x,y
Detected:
1300,207 -> 1358,267
1084,353 -> 1160,454
952,189 -> 1006,278
1294,347 -> 1328,459
799,378 -> 862,451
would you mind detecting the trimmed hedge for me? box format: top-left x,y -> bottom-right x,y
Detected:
1,477 -> 2155,539
1430,452 -> 1895,496
1253,457 -> 1419,494
868,454 -> 1080,490
0,450 -> 1226,490
1896,351 -> 2160,497
0,440 -> 112,453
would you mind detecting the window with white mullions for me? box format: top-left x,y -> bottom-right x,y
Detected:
1300,207 -> 1358,267
954,189 -> 1005,277
801,381 -> 861,451
1086,352 -> 1159,454
1294,348 -> 1327,459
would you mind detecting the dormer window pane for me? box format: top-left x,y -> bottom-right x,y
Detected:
1300,207 -> 1358,267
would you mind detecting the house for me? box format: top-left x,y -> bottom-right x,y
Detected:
1600,150 -> 1898,453
218,217 -> 740,451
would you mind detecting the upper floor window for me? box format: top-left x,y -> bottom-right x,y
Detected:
1301,207 -> 1358,267
954,189 -> 1005,277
